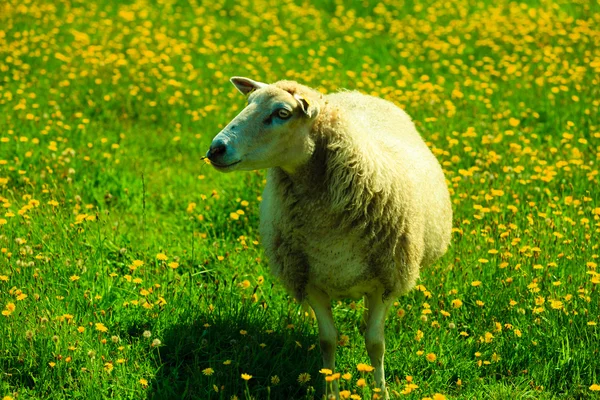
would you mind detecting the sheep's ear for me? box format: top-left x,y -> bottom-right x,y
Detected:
294,93 -> 318,118
230,77 -> 268,95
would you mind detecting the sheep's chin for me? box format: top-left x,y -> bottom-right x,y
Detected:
210,160 -> 242,172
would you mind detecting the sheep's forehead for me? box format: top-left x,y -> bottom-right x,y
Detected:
248,86 -> 295,108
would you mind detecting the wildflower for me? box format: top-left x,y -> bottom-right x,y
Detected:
590,384 -> 600,391
241,373 -> 252,381
104,362 -> 114,373
69,275 -> 80,282
319,368 -> 333,375
297,372 -> 311,384
271,375 -> 280,385
143,330 -> 152,338
426,353 -> 437,362
340,390 -> 351,399
168,262 -> 179,269
356,363 -> 374,372
239,280 -> 251,289
2,303 -> 15,316
202,368 -> 214,376
156,253 -> 168,261
325,373 -> 340,382
139,378 -> 148,387
451,299 -> 463,308
356,378 -> 367,387
95,323 -> 108,332
151,339 -> 161,347
342,372 -> 352,380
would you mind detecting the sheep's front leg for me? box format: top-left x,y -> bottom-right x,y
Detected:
307,286 -> 338,399
364,291 -> 392,399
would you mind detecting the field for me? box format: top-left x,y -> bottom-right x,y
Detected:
1,0 -> 599,398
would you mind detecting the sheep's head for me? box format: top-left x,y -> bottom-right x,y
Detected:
206,77 -> 320,173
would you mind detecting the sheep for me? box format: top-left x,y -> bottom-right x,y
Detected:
206,77 -> 452,399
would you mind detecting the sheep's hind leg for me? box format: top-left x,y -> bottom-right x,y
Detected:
364,291 -> 392,400
307,286 -> 339,399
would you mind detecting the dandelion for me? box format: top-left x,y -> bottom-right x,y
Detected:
356,378 -> 367,387
426,353 -> 437,362
168,262 -> 179,269
143,330 -> 152,338
271,375 -> 280,385
139,378 -> 148,387
356,363 -> 374,372
156,253 -> 168,261
297,372 -> 311,384
590,384 -> 600,391
95,323 -> 108,332
451,299 -> 463,308
319,368 -> 333,375
241,373 -> 252,381
202,368 -> 214,376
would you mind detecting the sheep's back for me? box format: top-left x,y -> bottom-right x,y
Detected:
325,91 -> 452,267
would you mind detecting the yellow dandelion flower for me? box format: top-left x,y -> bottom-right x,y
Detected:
356,363 -> 374,372
241,373 -> 252,381
342,372 -> 352,380
325,373 -> 340,382
139,378 -> 148,386
168,262 -> 179,269
340,390 -> 351,399
95,322 -> 108,332
156,253 -> 168,261
451,299 -> 463,308
70,275 -> 80,281
319,368 -> 333,375
426,353 -> 437,362
356,378 -> 367,387
202,368 -> 214,376
590,384 -> 600,391
297,372 -> 311,384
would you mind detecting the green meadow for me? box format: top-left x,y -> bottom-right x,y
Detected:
1,0 -> 599,398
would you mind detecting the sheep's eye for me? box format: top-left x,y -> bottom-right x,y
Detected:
276,109 -> 291,119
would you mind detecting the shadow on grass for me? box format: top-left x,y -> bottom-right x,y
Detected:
147,295 -> 322,400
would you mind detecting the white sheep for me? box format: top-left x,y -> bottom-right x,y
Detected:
207,77 -> 452,399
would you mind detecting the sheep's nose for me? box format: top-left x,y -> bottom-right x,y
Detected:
206,138 -> 228,160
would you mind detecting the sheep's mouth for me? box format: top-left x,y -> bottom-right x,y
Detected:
210,159 -> 242,170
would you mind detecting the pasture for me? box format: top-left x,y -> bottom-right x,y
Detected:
1,0 -> 599,398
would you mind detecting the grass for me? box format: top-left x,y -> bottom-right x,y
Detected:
1,0 -> 599,399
